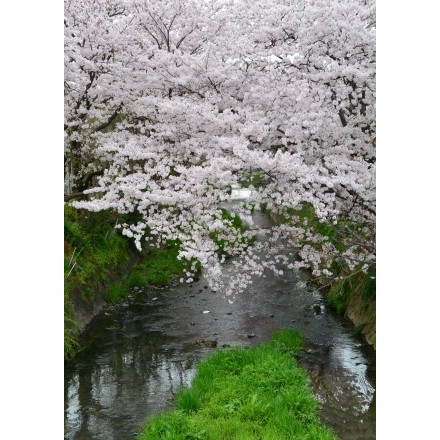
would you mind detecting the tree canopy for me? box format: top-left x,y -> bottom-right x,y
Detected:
65,0 -> 376,296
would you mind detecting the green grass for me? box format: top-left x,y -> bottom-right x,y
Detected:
64,205 -> 130,296
327,280 -> 351,315
63,315 -> 81,360
326,265 -> 376,315
361,267 -> 376,302
136,329 -> 338,440
128,243 -> 197,287
64,205 -> 132,359
105,283 -> 129,303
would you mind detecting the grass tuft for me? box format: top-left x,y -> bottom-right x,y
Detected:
128,244 -> 193,287
136,328 -> 338,440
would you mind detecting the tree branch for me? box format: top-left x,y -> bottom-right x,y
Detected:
64,192 -> 87,202
94,104 -> 123,132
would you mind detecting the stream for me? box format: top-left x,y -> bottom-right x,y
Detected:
64,201 -> 376,440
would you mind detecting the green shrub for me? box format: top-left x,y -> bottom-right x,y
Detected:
239,171 -> 265,188
64,324 -> 80,360
127,271 -> 148,287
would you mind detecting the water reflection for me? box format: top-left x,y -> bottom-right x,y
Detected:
65,374 -> 81,434
65,346 -> 200,440
330,342 -> 375,414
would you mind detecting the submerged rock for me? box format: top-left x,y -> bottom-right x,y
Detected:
197,339 -> 218,348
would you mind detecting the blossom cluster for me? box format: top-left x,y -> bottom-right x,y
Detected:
65,0 -> 376,293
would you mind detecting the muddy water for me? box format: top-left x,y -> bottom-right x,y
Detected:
64,210 -> 375,440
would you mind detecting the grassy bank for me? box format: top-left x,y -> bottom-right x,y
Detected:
136,328 -> 338,440
277,204 -> 376,348
64,205 -> 133,359
326,266 -> 376,347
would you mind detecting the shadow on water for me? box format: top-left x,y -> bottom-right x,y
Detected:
65,209 -> 375,440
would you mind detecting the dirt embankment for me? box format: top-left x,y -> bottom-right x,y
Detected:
345,285 -> 376,347
69,250 -> 141,333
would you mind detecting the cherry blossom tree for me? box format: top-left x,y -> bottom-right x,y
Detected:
65,0 -> 376,295
64,0 -> 141,197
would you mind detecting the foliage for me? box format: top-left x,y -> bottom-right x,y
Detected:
327,281 -> 351,315
64,204 -> 130,296
64,204 -> 131,358
105,283 -> 129,303
239,172 -> 266,189
361,267 -> 376,302
327,264 -> 375,315
128,243 -> 195,287
64,311 -> 81,361
136,329 -> 338,440
269,327 -> 305,356
65,0 -> 376,296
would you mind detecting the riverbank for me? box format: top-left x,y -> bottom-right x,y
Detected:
294,264 -> 376,348
64,206 -> 191,359
269,204 -> 376,349
65,202 -> 375,362
327,268 -> 376,347
64,206 -> 190,360
64,205 -> 134,359
64,203 -> 257,360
